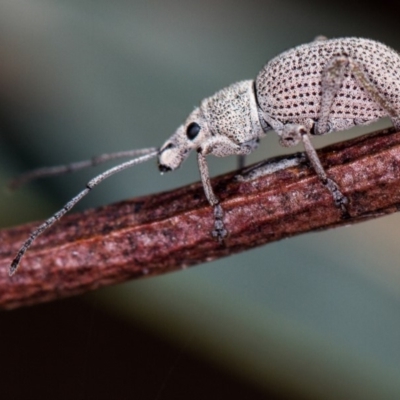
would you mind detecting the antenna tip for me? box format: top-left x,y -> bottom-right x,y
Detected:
9,260 -> 19,277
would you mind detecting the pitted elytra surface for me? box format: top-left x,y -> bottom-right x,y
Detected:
256,38 -> 400,131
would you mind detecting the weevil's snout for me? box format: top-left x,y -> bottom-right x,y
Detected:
158,163 -> 172,173
158,141 -> 176,172
158,108 -> 208,173
158,125 -> 190,172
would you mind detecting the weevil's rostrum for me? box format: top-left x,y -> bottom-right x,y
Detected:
9,37 -> 400,275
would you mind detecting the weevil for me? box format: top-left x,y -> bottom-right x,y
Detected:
8,36 -> 400,275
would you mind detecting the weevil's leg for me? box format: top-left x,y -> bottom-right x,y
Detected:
237,155 -> 246,170
236,153 -> 305,182
9,150 -> 159,276
276,122 -> 348,212
9,147 -> 158,190
237,123 -> 305,181
236,137 -> 261,169
316,55 -> 400,134
315,56 -> 349,135
347,58 -> 399,128
300,128 -> 349,212
197,135 -> 257,239
197,150 -> 227,241
244,137 -> 261,152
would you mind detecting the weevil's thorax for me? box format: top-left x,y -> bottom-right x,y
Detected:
256,37 -> 400,133
158,80 -> 267,172
200,80 -> 266,144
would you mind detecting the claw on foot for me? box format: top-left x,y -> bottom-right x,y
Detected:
325,178 -> 350,217
211,204 -> 227,242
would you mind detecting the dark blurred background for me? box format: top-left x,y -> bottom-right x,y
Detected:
2,1 -> 400,399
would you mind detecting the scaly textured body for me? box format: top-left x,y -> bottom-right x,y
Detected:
257,37 -> 400,132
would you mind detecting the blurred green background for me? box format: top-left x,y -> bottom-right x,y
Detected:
1,1 -> 400,399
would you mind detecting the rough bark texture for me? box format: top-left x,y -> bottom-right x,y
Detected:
1,128 -> 400,310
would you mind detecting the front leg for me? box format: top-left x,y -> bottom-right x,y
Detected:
197,135 -> 257,240
197,151 -> 227,241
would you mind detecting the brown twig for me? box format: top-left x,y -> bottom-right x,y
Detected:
1,128 -> 400,310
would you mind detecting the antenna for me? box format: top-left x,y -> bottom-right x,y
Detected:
9,148 -> 158,276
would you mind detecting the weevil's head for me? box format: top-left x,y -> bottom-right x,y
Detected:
158,80 -> 266,172
158,107 -> 212,172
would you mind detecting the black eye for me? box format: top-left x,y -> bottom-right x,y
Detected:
186,122 -> 201,140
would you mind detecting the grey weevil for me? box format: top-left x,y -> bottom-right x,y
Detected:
9,36 -> 400,275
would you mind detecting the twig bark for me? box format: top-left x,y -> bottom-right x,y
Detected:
1,128 -> 400,310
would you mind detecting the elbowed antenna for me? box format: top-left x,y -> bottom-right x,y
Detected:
9,148 -> 159,276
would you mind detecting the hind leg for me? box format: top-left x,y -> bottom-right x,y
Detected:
278,122 -> 349,213
316,55 -> 399,134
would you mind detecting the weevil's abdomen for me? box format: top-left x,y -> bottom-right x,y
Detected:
256,37 -> 400,133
